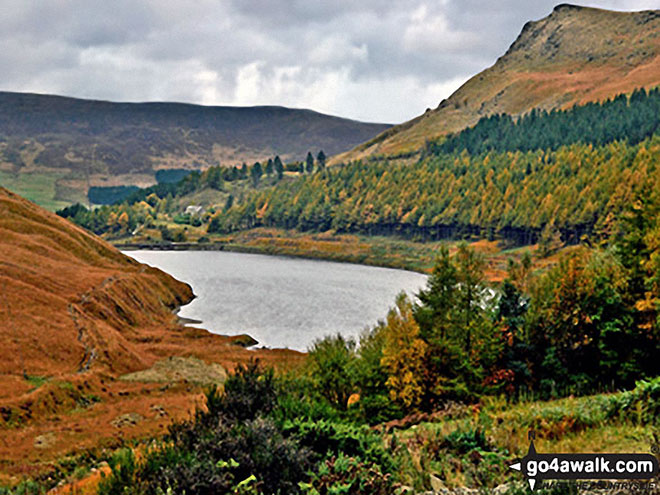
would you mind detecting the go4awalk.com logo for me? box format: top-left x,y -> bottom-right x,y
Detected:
509,433 -> 659,491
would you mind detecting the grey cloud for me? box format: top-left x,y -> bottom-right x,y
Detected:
0,1 -> 656,123
226,0 -> 395,28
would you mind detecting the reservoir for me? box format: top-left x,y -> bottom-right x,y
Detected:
126,250 -> 427,351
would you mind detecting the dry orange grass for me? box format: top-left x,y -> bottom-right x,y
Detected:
0,187 -> 303,479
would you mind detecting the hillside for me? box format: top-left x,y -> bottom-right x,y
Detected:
61,87 -> 660,261
0,187 -> 301,475
137,87 -> 651,251
334,4 -> 660,163
0,92 -> 390,208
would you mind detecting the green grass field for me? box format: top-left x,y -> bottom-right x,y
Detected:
0,171 -> 85,211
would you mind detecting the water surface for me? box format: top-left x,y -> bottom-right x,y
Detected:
126,250 -> 427,351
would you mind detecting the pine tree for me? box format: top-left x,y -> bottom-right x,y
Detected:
274,156 -> 284,180
305,152 -> 314,174
454,243 -> 488,354
206,166 -> 224,190
415,245 -> 457,341
250,162 -> 263,187
223,194 -> 234,211
317,150 -> 326,169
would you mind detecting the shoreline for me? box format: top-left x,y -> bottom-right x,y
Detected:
168,268 -> 265,350
116,240 -> 431,274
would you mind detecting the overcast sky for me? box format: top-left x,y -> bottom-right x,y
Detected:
1,1 -> 657,123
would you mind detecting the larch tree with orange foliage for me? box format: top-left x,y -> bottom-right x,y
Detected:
380,293 -> 428,409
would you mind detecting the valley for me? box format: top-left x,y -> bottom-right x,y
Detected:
1,3 -> 659,494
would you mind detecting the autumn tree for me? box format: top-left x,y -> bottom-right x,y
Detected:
537,221 -> 564,258
526,248 -> 637,395
352,324 -> 402,422
380,293 -> 428,409
613,187 -> 660,377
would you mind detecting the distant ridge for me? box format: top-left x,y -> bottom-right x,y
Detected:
0,91 -> 390,204
335,4 -> 660,163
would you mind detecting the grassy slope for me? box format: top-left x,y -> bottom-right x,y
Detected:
394,390 -> 656,491
0,187 -> 303,478
0,170 -> 89,211
334,4 -> 660,163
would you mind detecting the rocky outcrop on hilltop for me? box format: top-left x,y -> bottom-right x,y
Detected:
335,4 -> 660,162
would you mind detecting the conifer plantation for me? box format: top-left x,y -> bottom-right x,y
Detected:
60,89 -> 660,248
207,89 -> 660,245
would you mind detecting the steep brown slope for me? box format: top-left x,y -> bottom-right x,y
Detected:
334,4 -> 660,162
0,186 -> 194,380
0,187 -> 302,476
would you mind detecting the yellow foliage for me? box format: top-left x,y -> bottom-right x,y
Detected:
106,211 -> 118,227
118,212 -> 129,228
256,201 -> 269,220
380,293 -> 428,408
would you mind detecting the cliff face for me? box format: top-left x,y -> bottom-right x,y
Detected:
335,4 -> 660,162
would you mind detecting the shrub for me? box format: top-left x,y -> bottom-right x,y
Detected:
283,419 -> 394,474
101,361 -> 317,495
98,448 -> 139,495
273,373 -> 342,424
164,418 -> 312,495
305,453 -> 395,495
220,360 -> 277,422
442,428 -> 490,455
604,376 -> 660,423
0,481 -> 46,495
307,335 -> 357,409
354,393 -> 403,425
